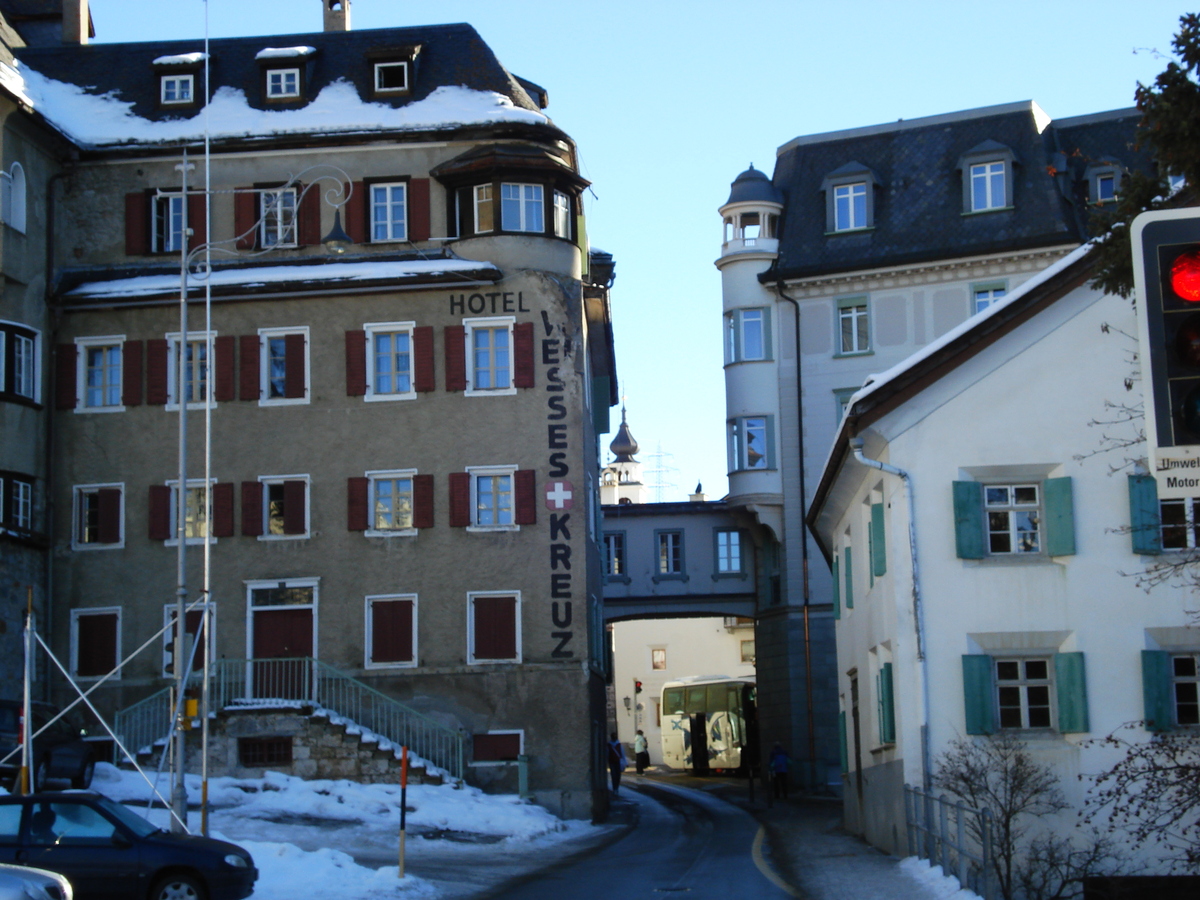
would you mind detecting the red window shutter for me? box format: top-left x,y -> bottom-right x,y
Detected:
409,177 -> 431,242
472,733 -> 520,762
187,193 -> 207,252
239,335 -> 260,401
371,599 -> 414,664
513,321 -> 535,388
345,330 -> 366,396
448,471 -> 471,527
347,477 -> 368,531
413,326 -> 435,393
413,473 -> 434,529
344,181 -> 365,244
213,335 -> 236,402
284,333 -> 306,399
514,469 -> 537,525
444,325 -> 466,391
55,344 -> 77,410
148,484 -> 171,541
125,191 -> 148,255
212,482 -> 235,538
146,339 -> 169,406
234,188 -> 256,250
298,183 -> 322,246
122,340 -> 143,407
241,481 -> 263,536
97,488 -> 122,544
76,612 -> 118,678
282,480 -> 306,535
473,595 -> 516,660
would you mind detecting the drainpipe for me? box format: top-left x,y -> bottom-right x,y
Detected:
848,436 -> 932,791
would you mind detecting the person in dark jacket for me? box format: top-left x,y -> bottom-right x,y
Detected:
769,742 -> 790,800
608,732 -> 627,794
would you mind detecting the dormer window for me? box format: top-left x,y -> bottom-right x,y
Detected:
1084,160 -> 1122,205
970,162 -> 1005,211
161,74 -> 194,105
958,141 -> 1017,214
267,69 -> 300,99
834,183 -> 867,231
821,162 -> 880,233
153,52 -> 205,110
374,62 -> 408,94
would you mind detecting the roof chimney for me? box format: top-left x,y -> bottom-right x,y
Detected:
63,0 -> 89,45
323,0 -> 351,32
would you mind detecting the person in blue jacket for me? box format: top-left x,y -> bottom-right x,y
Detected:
608,732 -> 627,794
769,742 -> 790,800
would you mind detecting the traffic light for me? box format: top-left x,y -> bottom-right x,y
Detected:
634,680 -> 643,694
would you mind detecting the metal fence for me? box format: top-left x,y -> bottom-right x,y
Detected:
113,687 -> 172,761
904,784 -> 995,900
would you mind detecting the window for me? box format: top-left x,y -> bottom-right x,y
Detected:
729,415 -> 774,472
259,327 -> 308,405
0,162 -> 26,233
266,68 -> 300,98
468,592 -> 520,663
716,529 -> 743,574
1085,162 -> 1122,205
465,318 -> 513,394
984,484 -> 1040,554
837,297 -> 870,355
1,474 -> 34,535
0,321 -> 39,402
970,161 -> 1006,211
834,387 -> 857,424
822,161 -> 878,232
973,282 -> 1007,314
239,737 -> 292,767
72,484 -> 123,549
1095,173 -> 1115,203
472,468 -> 513,529
365,323 -> 414,399
996,658 -> 1052,728
553,191 -> 571,238
1160,498 -> 1200,549
153,193 -> 185,253
959,141 -> 1016,213
652,648 -> 667,670
962,652 -> 1088,734
500,183 -> 544,233
725,308 -> 771,363
166,331 -> 212,408
370,182 -> 407,242
252,475 -> 309,540
449,468 -> 535,530
260,187 -> 297,247
954,476 -> 1075,559
373,61 -> 408,94
76,338 -> 123,411
71,608 -> 120,680
1171,653 -> 1199,726
603,531 -> 626,578
366,595 -> 417,668
368,471 -> 415,534
655,530 -> 684,579
161,74 -> 194,104
740,640 -> 756,663
834,182 -> 867,231
166,479 -> 211,544
473,184 -> 493,233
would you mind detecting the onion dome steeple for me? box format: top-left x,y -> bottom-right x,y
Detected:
609,405 -> 639,462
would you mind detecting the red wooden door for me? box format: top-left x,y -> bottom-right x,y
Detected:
252,608 -> 313,699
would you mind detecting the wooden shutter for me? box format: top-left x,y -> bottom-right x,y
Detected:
838,710 -> 848,773
413,326 -> 435,393
472,732 -> 520,762
878,662 -> 895,743
473,595 -> 516,660
241,481 -> 263,536
1054,652 -> 1089,733
870,502 -> 886,577
76,613 -> 117,678
952,481 -> 985,559
962,655 -> 995,735
187,193 -> 206,252
843,546 -> 853,609
234,188 -> 256,249
146,339 -> 169,406
345,330 -> 367,396
55,344 -> 77,410
122,340 -> 143,407
148,484 -> 172,540
1043,477 -> 1076,557
448,471 -> 471,527
513,321 -> 535,388
1141,649 -> 1174,732
97,488 -> 122,544
282,480 -> 306,534
298,183 -> 322,246
831,556 -> 840,620
408,177 -> 431,242
214,335 -> 236,402
370,598 -> 413,664
412,474 -> 434,529
444,325 -> 466,391
347,476 -> 369,531
124,191 -> 148,255
591,375 -> 611,435
514,469 -> 537,525
212,482 -> 234,538
344,181 -> 365,244
284,333 -> 306,399
239,335 -> 260,401
1128,474 -> 1162,555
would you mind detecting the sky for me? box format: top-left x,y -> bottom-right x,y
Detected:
85,0 -> 1191,501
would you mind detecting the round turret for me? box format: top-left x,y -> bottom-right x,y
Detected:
725,165 -> 784,206
609,406 -> 639,462
719,164 -> 784,259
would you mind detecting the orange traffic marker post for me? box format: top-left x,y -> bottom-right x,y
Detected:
398,746 -> 408,878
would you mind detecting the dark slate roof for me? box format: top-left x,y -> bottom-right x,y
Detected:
725,164 -> 783,205
0,0 -> 92,46
764,102 -> 1154,282
13,21 -> 542,123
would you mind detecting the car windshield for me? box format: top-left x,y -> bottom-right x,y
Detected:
92,798 -> 160,838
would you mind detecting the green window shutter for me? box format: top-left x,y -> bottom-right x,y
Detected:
1141,649 -> 1173,732
1128,474 -> 1162,555
1044,477 -> 1076,557
590,376 -> 611,436
844,546 -> 854,609
962,655 -> 995,735
838,709 -> 849,773
953,481 -> 985,559
871,502 -> 887,577
761,307 -> 774,361
831,556 -> 841,620
1055,652 -> 1089,733
879,662 -> 896,743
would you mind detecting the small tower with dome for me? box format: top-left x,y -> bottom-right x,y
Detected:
600,405 -> 648,505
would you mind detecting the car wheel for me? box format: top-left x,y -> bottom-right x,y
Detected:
150,874 -> 206,900
72,757 -> 95,789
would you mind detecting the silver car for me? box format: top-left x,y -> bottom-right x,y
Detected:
0,863 -> 71,900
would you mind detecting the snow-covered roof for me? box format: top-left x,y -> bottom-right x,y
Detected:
153,52 -> 207,66
254,46 -> 317,60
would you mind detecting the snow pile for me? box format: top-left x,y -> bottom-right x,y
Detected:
235,841 -> 437,900
0,61 -> 547,148
898,857 -> 984,900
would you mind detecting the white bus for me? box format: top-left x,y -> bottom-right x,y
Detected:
660,675 -> 758,774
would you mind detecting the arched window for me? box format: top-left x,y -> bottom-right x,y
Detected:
1,162 -> 26,234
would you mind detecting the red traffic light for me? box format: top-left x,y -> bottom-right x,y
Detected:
1171,248 -> 1200,302
634,680 -> 643,693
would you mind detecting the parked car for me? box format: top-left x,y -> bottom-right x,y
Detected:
0,793 -> 256,900
0,863 -> 72,900
0,702 -> 94,791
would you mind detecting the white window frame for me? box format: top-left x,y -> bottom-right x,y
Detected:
160,74 -> 194,105
995,656 -> 1054,730
164,478 -> 214,546
9,476 -> 32,532
500,182 -> 544,233
970,161 -> 1007,212
0,162 -> 26,233
364,321 -> 416,402
369,181 -> 408,243
972,282 -> 1007,314
258,474 -> 311,541
259,187 -> 298,248
365,469 -> 417,537
466,590 -> 522,665
373,61 -> 409,94
1171,652 -> 1200,726
725,308 -> 770,363
833,181 -> 867,231
244,577 -> 319,664
161,602 -> 216,677
469,729 -> 525,767
153,192 -> 185,254
602,531 -> 626,578
166,330 -> 215,410
464,317 -> 516,396
364,594 -> 418,670
75,336 -> 125,413
651,648 -> 667,670
70,607 -> 122,682
473,184 -> 493,234
266,68 -> 300,98
1160,498 -> 1200,550
656,530 -> 684,576
1,320 -> 40,402
1095,173 -> 1116,203
71,483 -> 124,551
729,415 -> 773,472
984,483 -> 1041,555
258,326 -> 309,407
837,298 -> 871,356
553,190 -> 571,238
467,465 -> 518,532
716,528 -> 742,574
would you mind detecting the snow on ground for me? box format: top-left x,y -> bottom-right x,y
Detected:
898,858 -> 984,900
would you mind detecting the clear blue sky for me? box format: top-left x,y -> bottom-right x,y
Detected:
89,0 -> 1188,500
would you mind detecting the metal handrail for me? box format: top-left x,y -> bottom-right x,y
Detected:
113,687 -> 173,760
904,784 -> 995,900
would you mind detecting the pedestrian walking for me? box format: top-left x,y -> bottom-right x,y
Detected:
769,742 -> 790,800
633,729 -> 650,775
608,732 -> 627,794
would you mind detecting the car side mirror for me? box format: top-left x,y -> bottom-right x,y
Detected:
111,831 -> 132,849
